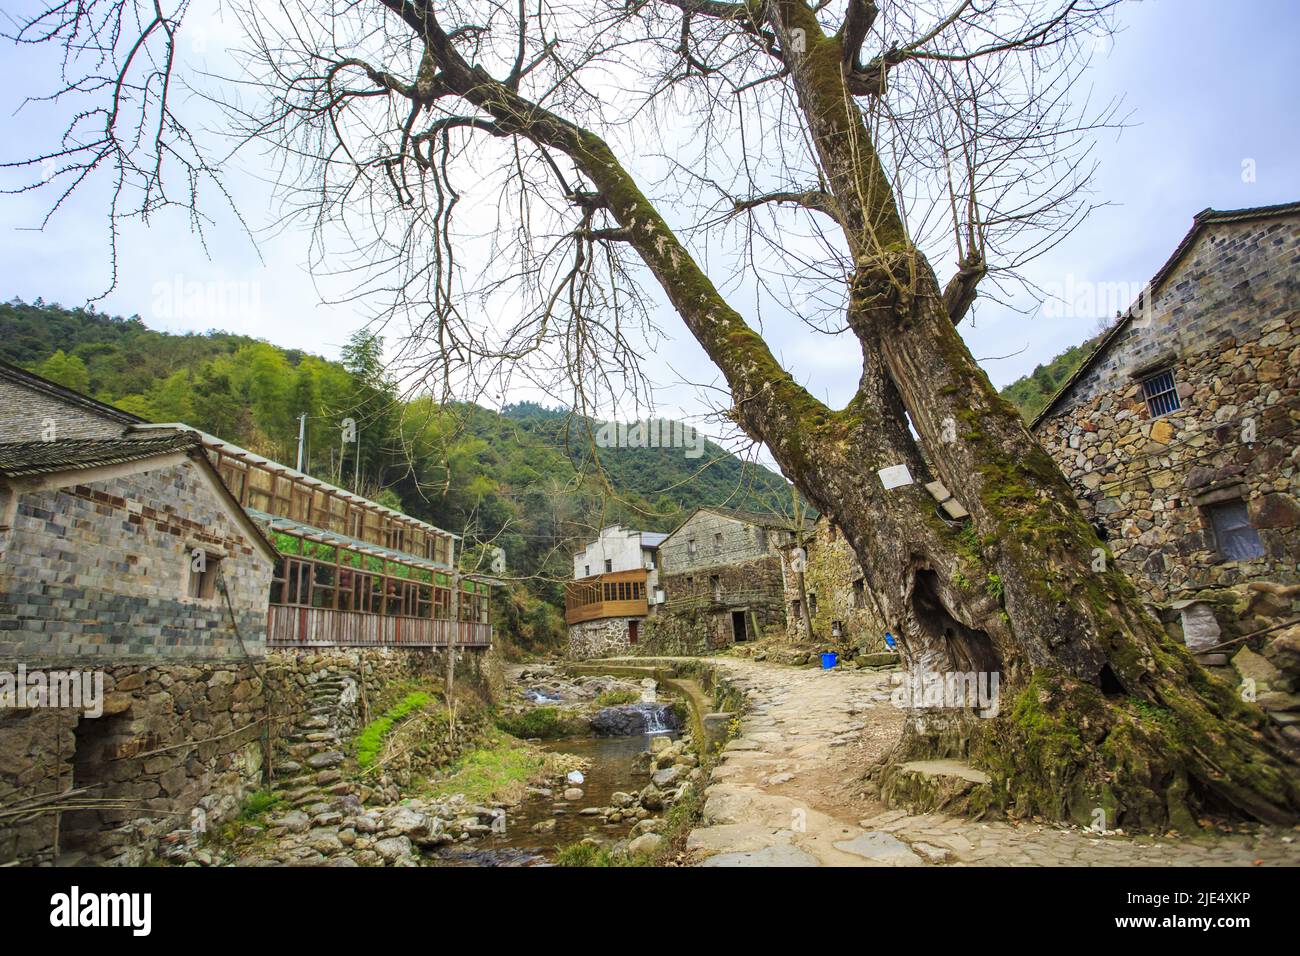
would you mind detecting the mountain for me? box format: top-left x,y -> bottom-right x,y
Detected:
0,298 -> 796,650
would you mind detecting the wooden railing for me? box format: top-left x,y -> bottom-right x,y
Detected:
267,605 -> 492,648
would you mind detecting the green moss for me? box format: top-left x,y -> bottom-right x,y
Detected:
354,691 -> 432,769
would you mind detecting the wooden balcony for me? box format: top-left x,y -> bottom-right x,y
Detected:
267,605 -> 492,648
565,569 -> 649,625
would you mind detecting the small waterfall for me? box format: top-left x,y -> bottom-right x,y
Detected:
635,703 -> 673,735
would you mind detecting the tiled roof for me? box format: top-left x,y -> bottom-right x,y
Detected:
0,435 -> 198,479
1030,201 -> 1300,429
0,359 -> 148,426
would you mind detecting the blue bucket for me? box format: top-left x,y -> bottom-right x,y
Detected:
820,652 -> 838,670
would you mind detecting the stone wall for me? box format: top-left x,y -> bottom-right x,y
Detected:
0,659 -> 269,866
0,644 -> 498,866
780,518 -> 892,652
657,510 -> 790,577
650,557 -> 787,654
0,458 -> 272,661
567,616 -> 638,660
1035,214 -> 1300,603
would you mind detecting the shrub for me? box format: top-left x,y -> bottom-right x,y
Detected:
595,689 -> 640,707
495,706 -> 583,739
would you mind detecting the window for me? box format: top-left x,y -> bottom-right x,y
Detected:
187,550 -> 221,600
1141,369 -> 1181,417
1206,499 -> 1265,561
604,558 -> 613,573
687,538 -> 698,555
791,599 -> 801,619
710,574 -> 721,600
853,578 -> 865,609
584,564 -> 590,577
808,592 -> 818,614
713,532 -> 723,551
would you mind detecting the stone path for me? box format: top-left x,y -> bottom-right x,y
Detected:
686,658 -> 1300,867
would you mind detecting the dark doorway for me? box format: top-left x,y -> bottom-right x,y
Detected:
59,713 -> 123,860
731,611 -> 748,642
628,620 -> 639,645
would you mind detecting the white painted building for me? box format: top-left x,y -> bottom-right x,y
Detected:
571,525 -> 665,592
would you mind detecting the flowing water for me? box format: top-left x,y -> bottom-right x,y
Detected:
431,730 -> 679,867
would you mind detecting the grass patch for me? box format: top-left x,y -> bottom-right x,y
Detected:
495,706 -> 585,739
355,691 -> 432,769
596,689 -> 641,707
238,789 -> 281,822
423,730 -> 545,804
553,842 -> 649,867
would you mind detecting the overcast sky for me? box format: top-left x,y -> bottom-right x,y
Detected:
1,0 -> 1297,456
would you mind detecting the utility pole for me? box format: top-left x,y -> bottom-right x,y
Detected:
295,412 -> 308,472
353,424 -> 361,492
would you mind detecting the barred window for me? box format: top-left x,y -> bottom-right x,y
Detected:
1141,369 -> 1181,417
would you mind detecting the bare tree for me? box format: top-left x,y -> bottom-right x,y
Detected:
6,0 -> 1297,827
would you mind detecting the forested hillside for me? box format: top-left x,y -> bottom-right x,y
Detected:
998,332 -> 1105,421
0,298 -> 794,651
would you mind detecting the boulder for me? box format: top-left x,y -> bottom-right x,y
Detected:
640,783 -> 664,812
373,836 -> 414,863
651,766 -> 681,789
627,833 -> 663,857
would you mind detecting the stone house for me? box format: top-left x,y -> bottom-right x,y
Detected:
643,507 -> 794,654
1032,202 -> 1300,741
0,431 -> 278,865
565,526 -> 665,660
1033,202 -> 1300,602
778,515 -> 891,654
0,361 -> 496,865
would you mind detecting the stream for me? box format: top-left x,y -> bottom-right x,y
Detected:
433,729 -> 680,866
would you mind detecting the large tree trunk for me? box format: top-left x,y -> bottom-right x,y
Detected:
404,0 -> 1300,829
749,0 -> 1300,829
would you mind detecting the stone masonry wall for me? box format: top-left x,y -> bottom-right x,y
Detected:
566,616 -> 638,660
656,510 -> 787,576
650,556 -> 787,654
0,458 -> 272,661
1036,215 -> 1300,602
780,519 -> 892,652
0,645 -> 477,866
0,659 -> 269,866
